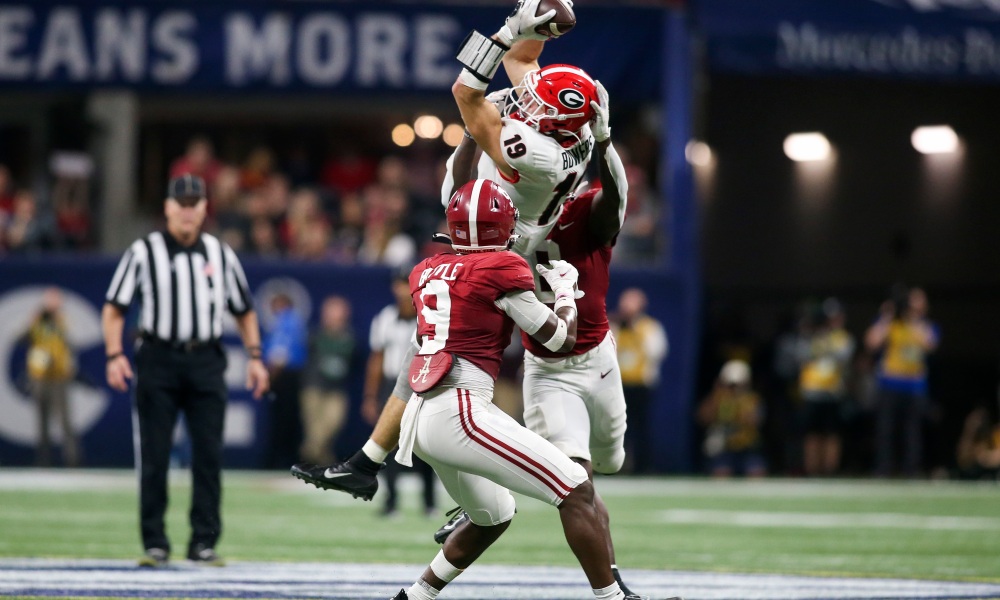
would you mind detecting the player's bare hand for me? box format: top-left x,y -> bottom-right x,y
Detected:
106,355 -> 133,392
590,80 -> 611,142
497,0 -> 555,47
246,358 -> 270,400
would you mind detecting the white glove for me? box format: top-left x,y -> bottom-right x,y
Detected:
536,260 -> 578,293
590,80 -> 610,143
486,87 -> 512,114
497,0 -> 556,47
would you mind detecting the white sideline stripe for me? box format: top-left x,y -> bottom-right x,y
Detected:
1,559 -> 999,600
659,509 -> 1000,531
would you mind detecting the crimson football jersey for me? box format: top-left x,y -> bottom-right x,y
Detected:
522,189 -> 612,358
410,251 -> 535,380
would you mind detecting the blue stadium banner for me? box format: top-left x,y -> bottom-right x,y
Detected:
0,1 -> 663,101
696,0 -> 1000,82
0,258 -> 680,471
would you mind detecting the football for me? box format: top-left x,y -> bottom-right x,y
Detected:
534,0 -> 576,38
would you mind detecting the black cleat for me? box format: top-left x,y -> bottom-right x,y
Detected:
433,506 -> 470,544
291,461 -> 379,501
390,589 -> 408,599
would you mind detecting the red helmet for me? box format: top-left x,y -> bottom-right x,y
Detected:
446,179 -> 519,253
506,64 -> 598,136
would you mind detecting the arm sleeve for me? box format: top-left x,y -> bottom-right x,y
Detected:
222,243 -> 254,315
105,242 -> 141,309
495,290 -> 553,336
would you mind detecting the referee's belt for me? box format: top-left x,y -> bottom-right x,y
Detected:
140,333 -> 219,352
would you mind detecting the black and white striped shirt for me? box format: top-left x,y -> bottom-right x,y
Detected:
105,231 -> 253,343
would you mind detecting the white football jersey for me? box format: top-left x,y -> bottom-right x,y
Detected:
441,119 -> 594,256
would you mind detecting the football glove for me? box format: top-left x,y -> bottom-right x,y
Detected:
536,260 -> 579,294
487,87 -> 512,114
497,0 -> 556,47
590,80 -> 611,143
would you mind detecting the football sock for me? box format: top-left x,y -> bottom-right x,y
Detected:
611,565 -> 634,596
351,445 -> 385,474
361,439 -> 390,463
592,582 -> 624,600
406,579 -> 440,600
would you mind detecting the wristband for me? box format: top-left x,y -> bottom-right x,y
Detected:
106,352 -> 123,362
247,345 -> 262,360
553,288 -> 577,312
458,69 -> 489,91
456,30 -> 508,85
542,318 -> 569,352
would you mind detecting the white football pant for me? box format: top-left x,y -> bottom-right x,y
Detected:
412,385 -> 588,527
522,332 -> 628,474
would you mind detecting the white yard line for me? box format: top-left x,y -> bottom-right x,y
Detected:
658,509 -> 1000,530
0,559 -> 999,599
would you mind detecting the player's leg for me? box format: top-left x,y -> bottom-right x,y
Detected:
395,432 -> 516,599
291,392 -> 404,499
291,347 -> 416,498
560,339 -> 635,594
417,387 -> 621,596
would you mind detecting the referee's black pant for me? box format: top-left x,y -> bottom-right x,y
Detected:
134,340 -> 227,555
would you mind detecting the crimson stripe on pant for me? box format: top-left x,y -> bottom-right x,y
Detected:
456,388 -> 573,499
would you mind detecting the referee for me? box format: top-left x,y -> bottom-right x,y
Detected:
101,174 -> 269,568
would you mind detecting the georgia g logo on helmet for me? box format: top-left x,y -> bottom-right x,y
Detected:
557,89 -> 586,111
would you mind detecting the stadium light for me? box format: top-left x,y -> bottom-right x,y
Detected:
443,123 -> 465,147
392,124 -> 415,147
414,115 -> 443,139
783,132 -> 831,162
912,125 -> 959,155
685,140 -> 713,167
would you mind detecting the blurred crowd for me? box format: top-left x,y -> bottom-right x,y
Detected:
15,277 -> 999,481
0,161 -> 94,253
699,285 -> 1000,481
0,134 -> 665,266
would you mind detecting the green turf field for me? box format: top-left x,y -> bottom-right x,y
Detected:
1,470 -> 997,583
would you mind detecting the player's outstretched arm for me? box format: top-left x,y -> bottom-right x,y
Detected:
441,89 -> 506,205
453,0 -> 553,179
587,81 -> 629,246
502,40 -> 544,88
447,132 -> 482,201
452,82 -> 511,180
